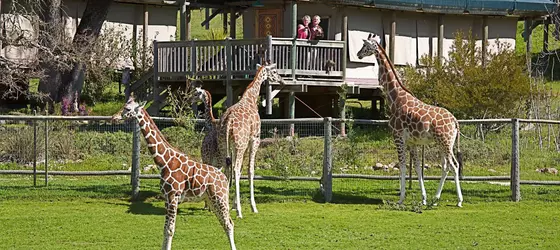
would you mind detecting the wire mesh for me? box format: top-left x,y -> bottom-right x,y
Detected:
1,116 -> 559,202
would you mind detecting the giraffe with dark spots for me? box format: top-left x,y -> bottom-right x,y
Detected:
357,33 -> 464,207
218,63 -> 285,218
112,94 -> 236,250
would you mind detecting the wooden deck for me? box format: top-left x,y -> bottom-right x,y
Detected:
154,36 -> 346,82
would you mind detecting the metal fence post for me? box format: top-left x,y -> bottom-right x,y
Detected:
322,117 -> 333,202
511,118 -> 521,202
44,117 -> 48,186
33,110 -> 37,187
131,120 -> 141,200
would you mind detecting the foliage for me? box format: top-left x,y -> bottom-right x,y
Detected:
403,31 -> 532,119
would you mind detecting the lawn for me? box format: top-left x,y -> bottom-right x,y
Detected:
1,176 -> 559,249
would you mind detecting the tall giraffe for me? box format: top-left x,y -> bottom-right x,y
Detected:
112,95 -> 236,250
218,63 -> 285,218
357,33 -> 464,207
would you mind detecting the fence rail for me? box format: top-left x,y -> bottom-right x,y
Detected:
1,116 -> 559,203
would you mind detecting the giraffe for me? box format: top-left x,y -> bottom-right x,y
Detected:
190,87 -> 220,211
111,94 -> 236,250
191,87 -> 219,167
218,63 -> 285,218
357,33 -> 464,207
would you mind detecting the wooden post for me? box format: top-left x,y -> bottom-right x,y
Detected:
389,12 -> 396,62
230,8 -> 236,39
180,0 -> 186,41
289,92 -> 295,136
226,38 -> 233,107
131,120 -> 141,200
437,15 -> 444,64
152,41 -> 159,116
223,12 -> 228,35
544,17 -> 549,54
266,82 -> 272,115
338,93 -> 346,137
205,8 -> 210,30
142,4 -> 149,71
525,18 -> 533,75
132,5 -> 138,70
482,16 -> 488,66
291,1 -> 297,81
511,118 -> 520,202
322,117 -> 333,202
186,6 -> 191,40
341,11 -> 348,80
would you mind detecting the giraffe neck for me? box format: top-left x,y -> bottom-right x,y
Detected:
203,90 -> 216,129
375,45 -> 415,113
239,67 -> 266,106
135,109 -> 181,165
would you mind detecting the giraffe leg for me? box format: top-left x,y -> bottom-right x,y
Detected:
162,194 -> 179,250
448,152 -> 464,207
248,137 -> 260,213
233,148 -> 246,218
411,146 -> 427,205
208,196 -> 236,250
396,141 -> 407,205
434,157 -> 449,206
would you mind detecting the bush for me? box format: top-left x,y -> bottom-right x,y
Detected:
403,30 -> 532,119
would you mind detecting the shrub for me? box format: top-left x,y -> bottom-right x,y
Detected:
403,30 -> 532,119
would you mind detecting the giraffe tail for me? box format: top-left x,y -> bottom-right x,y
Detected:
455,119 -> 464,179
224,120 -> 234,186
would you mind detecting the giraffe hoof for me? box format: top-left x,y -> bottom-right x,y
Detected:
457,202 -> 463,208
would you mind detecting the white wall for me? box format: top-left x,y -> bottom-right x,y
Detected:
1,0 -> 177,69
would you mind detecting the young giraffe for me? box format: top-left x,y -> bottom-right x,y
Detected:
357,33 -> 464,207
192,87 -> 219,167
112,95 -> 236,250
218,63 -> 285,218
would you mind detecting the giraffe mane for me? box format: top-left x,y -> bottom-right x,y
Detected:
243,66 -> 266,97
203,89 -> 216,120
375,40 -> 414,96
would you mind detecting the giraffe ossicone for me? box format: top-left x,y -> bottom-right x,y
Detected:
112,93 -> 236,250
357,33 -> 464,207
218,63 -> 285,218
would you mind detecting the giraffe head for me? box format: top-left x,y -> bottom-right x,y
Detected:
188,87 -> 208,105
112,94 -> 147,122
256,63 -> 285,86
357,33 -> 382,60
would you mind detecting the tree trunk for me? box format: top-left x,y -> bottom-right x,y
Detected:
58,0 -> 113,107
36,0 -> 63,112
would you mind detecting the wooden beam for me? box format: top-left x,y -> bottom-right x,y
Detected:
200,8 -> 223,27
482,16 -> 488,66
132,5 -> 138,70
437,15 -> 444,64
291,1 -> 297,80
389,11 -> 396,62
229,8 -> 236,38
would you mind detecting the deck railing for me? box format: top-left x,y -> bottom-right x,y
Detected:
154,36 -> 346,81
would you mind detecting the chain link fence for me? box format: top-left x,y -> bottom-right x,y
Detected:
1,115 -> 559,202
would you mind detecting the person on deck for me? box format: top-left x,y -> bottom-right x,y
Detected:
297,15 -> 311,39
309,15 -> 324,40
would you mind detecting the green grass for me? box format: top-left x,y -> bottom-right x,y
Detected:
1,176 -> 559,249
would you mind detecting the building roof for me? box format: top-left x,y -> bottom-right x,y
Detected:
184,0 -> 556,16
335,0 -> 557,16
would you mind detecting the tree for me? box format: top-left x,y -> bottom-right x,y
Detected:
403,31 -> 532,119
57,0 -> 114,107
